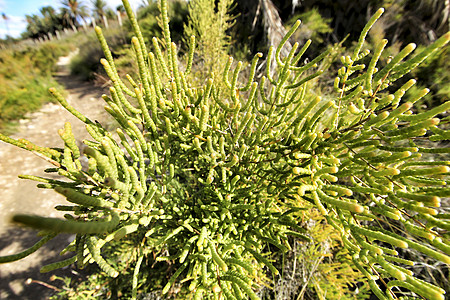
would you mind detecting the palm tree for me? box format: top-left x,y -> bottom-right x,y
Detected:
40,6 -> 56,19
91,0 -> 109,28
61,0 -> 88,31
59,7 -> 74,31
39,6 -> 58,38
24,14 -> 44,39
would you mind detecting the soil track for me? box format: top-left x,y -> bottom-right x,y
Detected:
0,53 -> 109,299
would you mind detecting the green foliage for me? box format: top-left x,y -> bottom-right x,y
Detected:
298,206 -> 371,300
69,1 -> 188,82
358,0 -> 450,116
0,41 -> 70,131
70,27 -> 128,80
32,42 -> 72,73
22,5 -> 74,40
287,8 -> 332,46
1,1 -> 450,299
405,46 -> 450,111
184,0 -> 235,80
125,0 -> 188,47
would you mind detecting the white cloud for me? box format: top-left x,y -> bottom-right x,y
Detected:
0,0 -> 5,12
0,14 -> 26,38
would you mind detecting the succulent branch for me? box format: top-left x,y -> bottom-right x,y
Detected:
0,1 -> 449,299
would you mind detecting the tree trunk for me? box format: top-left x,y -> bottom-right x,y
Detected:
102,15 -> 109,29
117,11 -> 122,26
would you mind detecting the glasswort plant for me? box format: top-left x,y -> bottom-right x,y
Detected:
1,1 -> 449,299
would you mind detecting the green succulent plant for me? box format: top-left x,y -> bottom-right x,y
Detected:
1,0 -> 449,299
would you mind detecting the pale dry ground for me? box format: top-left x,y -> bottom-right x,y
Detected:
0,53 -> 109,299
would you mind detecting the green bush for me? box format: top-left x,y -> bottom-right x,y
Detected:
69,1 -> 188,83
0,41 -> 70,131
1,1 -> 449,299
34,42 -> 72,73
128,0 -> 188,47
70,28 -> 128,81
405,46 -> 450,111
287,8 -> 333,49
183,0 -> 234,81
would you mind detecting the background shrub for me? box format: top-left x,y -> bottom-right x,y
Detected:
0,41 -> 71,132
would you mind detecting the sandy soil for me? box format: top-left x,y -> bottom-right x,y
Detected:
0,53 -> 109,299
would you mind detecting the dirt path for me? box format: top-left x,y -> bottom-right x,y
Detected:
0,52 -> 109,299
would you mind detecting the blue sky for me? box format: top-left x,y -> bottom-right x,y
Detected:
0,0 -> 143,38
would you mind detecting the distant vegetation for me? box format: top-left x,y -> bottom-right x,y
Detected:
21,0 -> 125,41
0,0 -> 125,132
0,41 -> 72,132
71,0 -> 189,81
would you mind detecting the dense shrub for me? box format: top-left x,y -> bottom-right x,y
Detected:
69,1 -> 188,82
0,41 -> 70,131
0,1 -> 449,299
